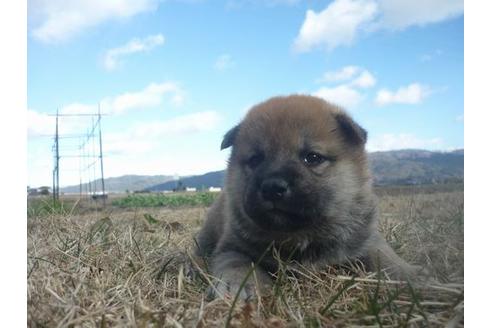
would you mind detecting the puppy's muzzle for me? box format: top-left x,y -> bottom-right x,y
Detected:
260,178 -> 291,202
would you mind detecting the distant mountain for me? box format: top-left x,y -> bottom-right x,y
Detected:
58,149 -> 464,193
60,175 -> 175,193
368,149 -> 464,185
144,149 -> 464,191
145,171 -> 226,192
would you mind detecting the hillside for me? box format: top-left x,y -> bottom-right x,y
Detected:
146,149 -> 464,191
58,149 -> 463,193
60,175 -> 175,193
369,149 -> 464,185
145,171 -> 226,192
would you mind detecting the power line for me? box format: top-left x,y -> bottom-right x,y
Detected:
48,113 -> 109,117
51,107 -> 107,206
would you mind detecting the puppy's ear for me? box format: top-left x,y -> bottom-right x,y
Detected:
221,124 -> 241,150
335,113 -> 367,146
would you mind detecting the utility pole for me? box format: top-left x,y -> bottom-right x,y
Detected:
50,110 -> 107,205
79,137 -> 82,199
98,104 -> 106,206
54,110 -> 60,203
52,166 -> 56,205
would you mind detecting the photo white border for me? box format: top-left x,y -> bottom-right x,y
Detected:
465,1 -> 491,326
0,0 -> 27,325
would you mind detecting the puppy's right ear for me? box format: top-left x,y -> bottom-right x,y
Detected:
221,124 -> 241,150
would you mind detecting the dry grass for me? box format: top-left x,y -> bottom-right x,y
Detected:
27,188 -> 463,327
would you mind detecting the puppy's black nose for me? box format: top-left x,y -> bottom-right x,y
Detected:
261,178 -> 290,202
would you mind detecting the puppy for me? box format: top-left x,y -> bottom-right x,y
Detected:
195,95 -> 424,300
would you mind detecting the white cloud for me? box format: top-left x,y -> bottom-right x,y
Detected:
293,0 -> 378,52
226,0 -> 300,9
367,133 -> 444,151
59,103 -> 98,115
214,54 -> 235,71
318,66 -> 361,83
60,82 -> 185,115
103,34 -> 165,71
313,66 -> 376,107
350,70 -> 376,88
27,110 -> 55,136
375,83 -> 431,106
27,82 -> 187,150
102,82 -> 185,114
29,0 -> 159,43
312,85 -> 363,108
103,132 -> 157,155
317,66 -> 377,88
377,0 -> 463,30
132,111 -> 222,138
77,110 -> 222,157
27,109 -> 89,136
294,0 -> 463,52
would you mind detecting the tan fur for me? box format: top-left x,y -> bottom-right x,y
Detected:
195,95 -> 425,300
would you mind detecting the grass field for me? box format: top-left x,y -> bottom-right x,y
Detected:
27,185 -> 464,327
112,192 -> 219,208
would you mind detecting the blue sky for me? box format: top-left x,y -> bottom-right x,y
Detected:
27,0 -> 464,187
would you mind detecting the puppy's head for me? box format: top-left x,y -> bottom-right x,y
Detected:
223,95 -> 372,233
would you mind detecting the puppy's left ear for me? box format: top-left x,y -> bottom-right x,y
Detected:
220,124 -> 241,150
335,113 -> 367,146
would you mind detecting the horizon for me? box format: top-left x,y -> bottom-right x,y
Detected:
28,147 -> 464,189
27,0 -> 464,188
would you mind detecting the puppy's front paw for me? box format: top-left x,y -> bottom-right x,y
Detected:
207,268 -> 271,301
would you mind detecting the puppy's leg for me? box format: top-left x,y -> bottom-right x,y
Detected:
208,251 -> 272,300
367,232 -> 426,281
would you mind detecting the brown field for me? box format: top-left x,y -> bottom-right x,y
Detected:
27,186 -> 464,327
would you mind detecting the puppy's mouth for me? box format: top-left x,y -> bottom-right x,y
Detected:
266,206 -> 295,219
244,195 -> 311,232
267,207 -> 304,223
261,200 -> 292,213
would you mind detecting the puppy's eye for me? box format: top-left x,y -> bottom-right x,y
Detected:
303,152 -> 327,166
246,153 -> 264,168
